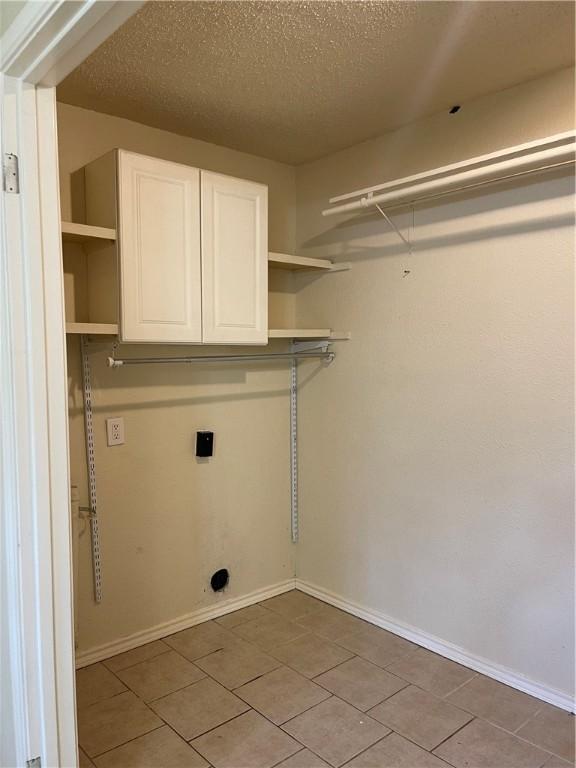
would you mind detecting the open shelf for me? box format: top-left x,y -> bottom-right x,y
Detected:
65,324 -> 345,340
61,221 -> 117,243
66,323 -> 119,335
65,324 -> 347,340
268,252 -> 333,271
269,328 -> 330,339
268,328 -> 350,340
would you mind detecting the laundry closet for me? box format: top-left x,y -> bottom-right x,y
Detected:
52,2 -> 575,764
60,105 -> 350,659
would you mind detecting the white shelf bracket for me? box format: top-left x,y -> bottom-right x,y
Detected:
372,198 -> 413,254
328,262 -> 352,273
292,340 -> 332,355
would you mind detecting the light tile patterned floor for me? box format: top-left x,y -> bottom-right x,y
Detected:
76,590 -> 575,768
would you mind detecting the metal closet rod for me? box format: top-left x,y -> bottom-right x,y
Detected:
107,350 -> 334,368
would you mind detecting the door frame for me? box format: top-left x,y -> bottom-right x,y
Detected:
0,4 -> 142,766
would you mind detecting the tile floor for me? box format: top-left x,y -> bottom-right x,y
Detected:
76,590 -> 575,768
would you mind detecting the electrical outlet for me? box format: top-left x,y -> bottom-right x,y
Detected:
106,417 -> 125,446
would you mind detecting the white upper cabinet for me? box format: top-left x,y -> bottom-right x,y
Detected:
117,152 -> 202,343
81,150 -> 268,345
201,171 -> 268,345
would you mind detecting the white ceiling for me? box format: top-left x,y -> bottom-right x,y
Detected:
57,0 -> 575,165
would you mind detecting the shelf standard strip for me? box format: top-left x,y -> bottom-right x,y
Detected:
80,336 -> 103,603
290,349 -> 298,543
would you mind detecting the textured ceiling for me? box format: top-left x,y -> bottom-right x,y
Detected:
57,1 -> 575,165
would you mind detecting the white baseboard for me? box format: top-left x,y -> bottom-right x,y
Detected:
76,575 -> 574,714
296,579 -> 575,714
75,578 -> 296,669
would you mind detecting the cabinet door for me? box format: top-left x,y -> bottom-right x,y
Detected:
201,171 -> 268,344
118,151 -> 202,343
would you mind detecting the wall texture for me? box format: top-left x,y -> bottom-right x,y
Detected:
58,103 -> 297,653
294,68 -> 575,698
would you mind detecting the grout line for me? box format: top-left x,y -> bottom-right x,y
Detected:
378,644 -> 426,670
114,664 -> 212,711
275,691 -> 335,726
184,709 -> 253,746
227,665 -> 284,690
310,670 -> 412,711
102,647 -> 174,675
375,727 -> 455,760
238,690 -> 337,732
281,691 -> 386,728
279,694 -> 336,730
134,677 -> 252,739
275,651 -> 359,680
269,746 -> 307,768
176,646 -> 230,664
76,688 -> 129,712
97,659 -> 141,692
86,723 -> 165,760
441,672 -> 480,700
335,730 -> 395,765
185,695 -> 403,768
143,673 -> 209,704
476,718 -> 570,762
375,683 -> 570,764
307,654 -> 412,710
430,716 -> 476,753
365,679 -> 412,710
513,704 -> 545,734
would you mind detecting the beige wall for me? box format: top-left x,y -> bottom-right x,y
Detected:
294,68 -> 575,696
58,103 -> 297,652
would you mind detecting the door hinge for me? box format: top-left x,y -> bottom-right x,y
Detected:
3,153 -> 20,193
26,758 -> 41,768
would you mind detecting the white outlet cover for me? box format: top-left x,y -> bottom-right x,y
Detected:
106,417 -> 125,446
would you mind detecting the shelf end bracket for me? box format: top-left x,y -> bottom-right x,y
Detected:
372,199 -> 413,254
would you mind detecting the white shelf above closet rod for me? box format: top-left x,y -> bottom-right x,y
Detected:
322,131 -> 576,217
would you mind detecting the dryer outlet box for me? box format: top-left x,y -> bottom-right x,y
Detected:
196,431 -> 214,457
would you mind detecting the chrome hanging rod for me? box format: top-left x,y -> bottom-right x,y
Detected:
107,349 -> 334,368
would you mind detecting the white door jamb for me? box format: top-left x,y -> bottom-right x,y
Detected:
0,3 -> 142,766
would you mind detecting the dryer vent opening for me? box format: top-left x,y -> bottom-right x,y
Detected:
210,569 -> 229,592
